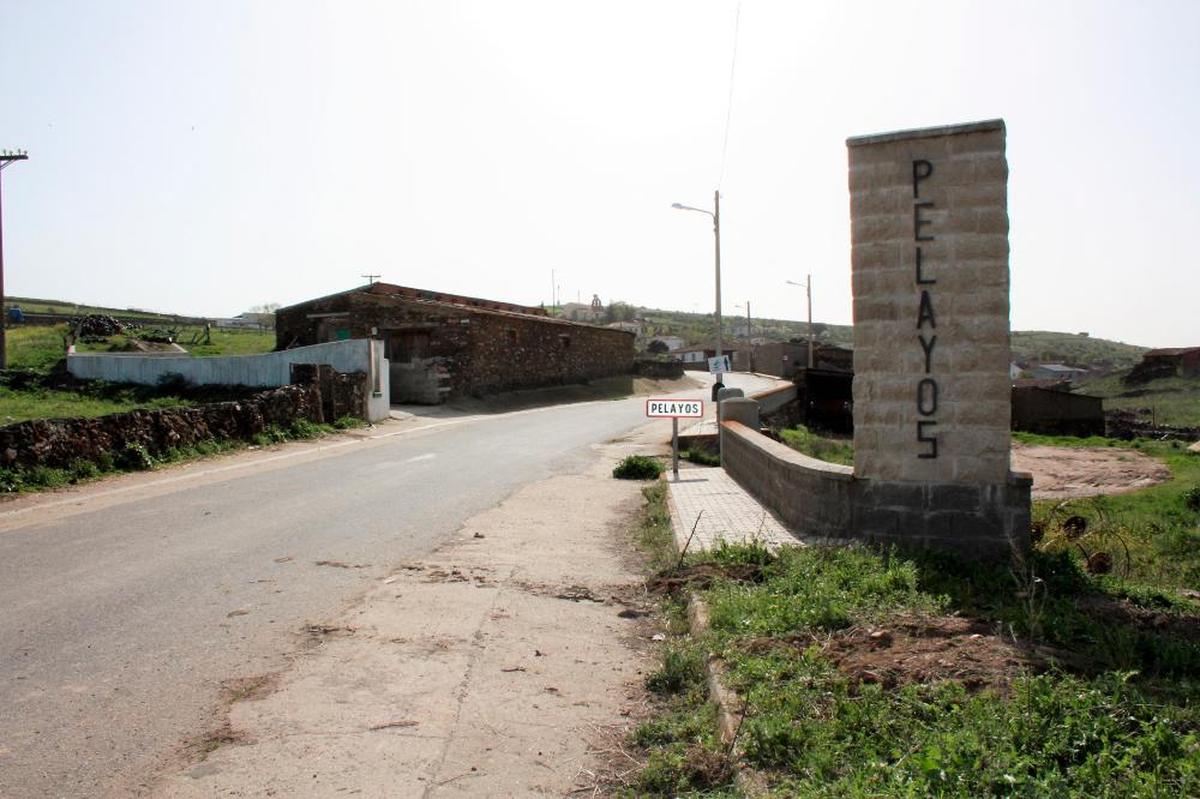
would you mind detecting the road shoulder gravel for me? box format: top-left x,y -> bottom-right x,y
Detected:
152,427 -> 668,798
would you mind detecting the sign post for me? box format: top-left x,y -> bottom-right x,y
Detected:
706,355 -> 730,375
646,398 -> 705,479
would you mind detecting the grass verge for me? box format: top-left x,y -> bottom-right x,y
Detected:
696,543 -> 1200,797
627,477 -> 739,797
778,425 -> 853,466
1016,432 -> 1200,590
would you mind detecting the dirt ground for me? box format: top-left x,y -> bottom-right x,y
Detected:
151,424 -> 674,798
1011,442 -> 1172,500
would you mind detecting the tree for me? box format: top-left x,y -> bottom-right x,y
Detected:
647,339 -> 669,355
604,302 -> 637,324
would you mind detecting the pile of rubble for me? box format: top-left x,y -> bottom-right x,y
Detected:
1105,409 -> 1200,442
69,314 -> 137,337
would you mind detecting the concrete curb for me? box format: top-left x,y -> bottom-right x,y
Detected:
687,591 -> 768,798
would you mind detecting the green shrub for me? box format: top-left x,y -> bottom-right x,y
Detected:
288,419 -> 324,439
252,425 -> 289,446
117,442 -> 155,471
68,459 -> 101,482
683,446 -> 720,466
612,454 -> 664,480
332,415 -> 364,430
646,646 -> 706,695
0,468 -> 23,492
779,425 -> 854,465
1184,485 -> 1200,513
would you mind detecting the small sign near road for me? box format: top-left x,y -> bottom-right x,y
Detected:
646,397 -> 706,479
707,355 -> 730,374
645,398 -> 704,418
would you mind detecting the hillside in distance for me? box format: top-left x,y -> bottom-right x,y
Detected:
624,306 -> 1148,371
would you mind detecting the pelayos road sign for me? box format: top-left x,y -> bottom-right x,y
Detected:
646,398 -> 704,418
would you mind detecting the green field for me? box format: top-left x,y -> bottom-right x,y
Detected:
4,295 -> 192,322
5,324 -> 275,373
1074,373 -> 1200,428
2,324 -> 276,427
1011,330 -> 1147,371
0,383 -> 190,425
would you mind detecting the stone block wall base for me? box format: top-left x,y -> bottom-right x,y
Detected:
849,474 -> 1032,560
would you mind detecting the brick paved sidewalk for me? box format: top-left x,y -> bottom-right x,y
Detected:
666,463 -> 804,552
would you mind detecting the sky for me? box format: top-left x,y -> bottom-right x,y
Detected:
1,0 -> 1197,347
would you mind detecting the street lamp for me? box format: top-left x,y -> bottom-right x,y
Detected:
0,149 -> 29,370
786,275 -> 814,369
671,191 -> 722,385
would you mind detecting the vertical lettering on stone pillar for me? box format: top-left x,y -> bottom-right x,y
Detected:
912,159 -> 934,198
917,378 -> 939,416
915,247 -> 935,285
849,119 -> 1010,483
919,334 -> 937,373
917,291 -> 937,330
913,202 -> 935,242
917,420 -> 938,459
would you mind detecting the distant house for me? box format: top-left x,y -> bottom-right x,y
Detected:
276,283 -> 633,403
1026,363 -> 1088,381
1012,386 -> 1104,437
649,335 -> 685,352
752,343 -> 853,379
605,321 -> 643,336
214,312 -> 275,330
675,348 -> 714,367
1126,347 -> 1200,384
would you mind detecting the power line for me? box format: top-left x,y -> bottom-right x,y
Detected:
717,0 -> 743,190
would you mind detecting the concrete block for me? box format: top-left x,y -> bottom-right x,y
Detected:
721,398 -> 760,430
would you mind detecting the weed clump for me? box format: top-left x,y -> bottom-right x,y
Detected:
683,446 -> 720,466
646,646 -> 706,695
118,442 -> 155,471
1184,485 -> 1200,513
613,454 -> 664,480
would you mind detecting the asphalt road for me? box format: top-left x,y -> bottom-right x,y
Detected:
0,373 -> 777,797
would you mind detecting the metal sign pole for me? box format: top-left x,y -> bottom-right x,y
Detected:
672,417 -> 679,480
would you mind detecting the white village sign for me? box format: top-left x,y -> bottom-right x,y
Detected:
646,397 -> 706,478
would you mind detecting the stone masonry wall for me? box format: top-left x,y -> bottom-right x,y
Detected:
466,312 -> 634,395
0,383 -> 323,472
848,120 -> 1011,484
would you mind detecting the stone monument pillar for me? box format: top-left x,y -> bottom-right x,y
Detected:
846,119 -> 1030,558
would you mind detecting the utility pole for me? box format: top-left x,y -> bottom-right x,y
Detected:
787,275 -> 815,369
744,300 -> 752,372
671,190 -> 723,386
361,274 -> 380,284
0,149 -> 29,370
806,273 -> 814,368
713,190 -> 722,383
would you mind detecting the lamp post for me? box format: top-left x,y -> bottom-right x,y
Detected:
0,149 -> 29,370
672,191 -> 722,385
786,275 -> 814,369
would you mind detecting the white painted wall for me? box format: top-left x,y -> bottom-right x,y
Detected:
67,339 -> 392,422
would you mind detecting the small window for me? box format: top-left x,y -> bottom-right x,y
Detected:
559,334 -> 571,348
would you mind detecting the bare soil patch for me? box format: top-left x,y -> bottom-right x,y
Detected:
1076,596 -> 1200,645
1012,442 -> 1171,500
647,562 -> 766,594
741,615 -> 1045,694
